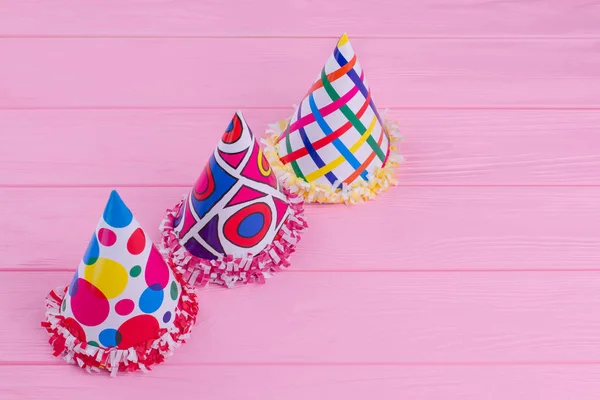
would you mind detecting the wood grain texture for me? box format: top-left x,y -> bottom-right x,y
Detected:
2,0 -> 600,396
1,38 -> 599,108
2,0 -> 599,37
3,109 -> 600,186
2,365 -> 600,400
4,270 -> 600,363
2,187 -> 599,271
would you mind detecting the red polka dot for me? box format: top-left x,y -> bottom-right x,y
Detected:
117,314 -> 159,349
115,299 -> 135,316
127,228 -> 146,255
70,278 -> 110,326
97,228 -> 117,247
64,317 -> 86,342
145,246 -> 170,289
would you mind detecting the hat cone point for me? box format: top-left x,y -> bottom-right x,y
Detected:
262,33 -> 402,204
160,112 -> 308,288
42,190 -> 199,375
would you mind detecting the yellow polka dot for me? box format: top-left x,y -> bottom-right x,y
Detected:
84,257 -> 128,299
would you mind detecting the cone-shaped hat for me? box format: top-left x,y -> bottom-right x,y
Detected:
264,34 -> 401,204
160,111 -> 307,288
42,190 -> 198,375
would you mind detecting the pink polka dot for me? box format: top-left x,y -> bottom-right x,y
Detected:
127,227 -> 146,255
145,246 -> 170,289
115,299 -> 135,316
97,228 -> 117,247
70,278 -> 109,327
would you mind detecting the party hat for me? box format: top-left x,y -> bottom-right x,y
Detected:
42,190 -> 199,376
160,111 -> 307,288
263,33 -> 401,204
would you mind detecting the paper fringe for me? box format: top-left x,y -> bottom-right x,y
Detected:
41,264 -> 199,377
262,111 -> 403,205
159,188 -> 308,288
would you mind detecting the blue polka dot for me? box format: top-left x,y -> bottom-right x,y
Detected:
103,190 -> 133,229
139,284 -> 164,314
98,328 -> 122,348
237,212 -> 264,238
68,271 -> 79,296
82,233 -> 99,265
163,311 -> 172,323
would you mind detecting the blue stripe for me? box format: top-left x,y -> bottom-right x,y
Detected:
333,48 -> 383,126
308,93 -> 368,181
296,101 -> 338,184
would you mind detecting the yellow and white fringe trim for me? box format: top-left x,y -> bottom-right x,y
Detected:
262,111 -> 403,205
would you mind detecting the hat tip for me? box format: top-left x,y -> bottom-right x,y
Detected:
338,33 -> 350,46
103,189 -> 133,228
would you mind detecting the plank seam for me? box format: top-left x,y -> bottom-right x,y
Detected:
1,35 -> 600,40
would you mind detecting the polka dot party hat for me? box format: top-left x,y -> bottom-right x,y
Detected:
263,33 -> 401,204
160,111 -> 308,288
42,190 -> 199,376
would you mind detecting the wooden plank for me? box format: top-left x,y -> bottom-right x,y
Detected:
1,0 -> 599,37
2,186 -> 599,271
4,270 -> 600,363
2,109 -> 600,186
1,38 -> 599,108
1,365 -> 600,399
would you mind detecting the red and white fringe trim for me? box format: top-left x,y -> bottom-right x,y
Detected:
41,266 -> 198,377
159,188 -> 308,288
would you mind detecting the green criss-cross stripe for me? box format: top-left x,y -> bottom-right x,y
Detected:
320,69 -> 386,162
285,124 -> 306,181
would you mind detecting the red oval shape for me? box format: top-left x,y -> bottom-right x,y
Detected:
127,227 -> 146,255
117,314 -> 159,349
64,317 -> 86,342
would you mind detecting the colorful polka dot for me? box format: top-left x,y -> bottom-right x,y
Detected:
117,314 -> 159,349
97,228 -> 117,246
99,328 -> 122,348
127,227 -> 146,255
87,341 -> 99,347
84,257 -> 128,299
68,272 -> 79,296
103,190 -> 133,229
130,265 -> 142,277
64,317 -> 86,342
70,278 -> 109,327
162,311 -> 172,323
170,281 -> 178,301
82,233 -> 99,265
139,284 -> 164,314
145,247 -> 170,289
115,298 -> 135,316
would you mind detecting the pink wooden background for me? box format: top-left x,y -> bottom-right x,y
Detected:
1,0 -> 600,398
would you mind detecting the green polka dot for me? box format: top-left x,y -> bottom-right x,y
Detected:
170,281 -> 178,300
87,341 -> 99,347
130,265 -> 142,277
61,299 -> 66,312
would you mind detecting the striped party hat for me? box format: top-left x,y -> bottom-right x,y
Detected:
160,111 -> 307,288
42,190 -> 198,376
264,34 -> 401,204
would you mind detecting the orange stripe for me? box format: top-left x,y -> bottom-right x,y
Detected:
343,123 -> 385,185
305,55 -> 357,96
